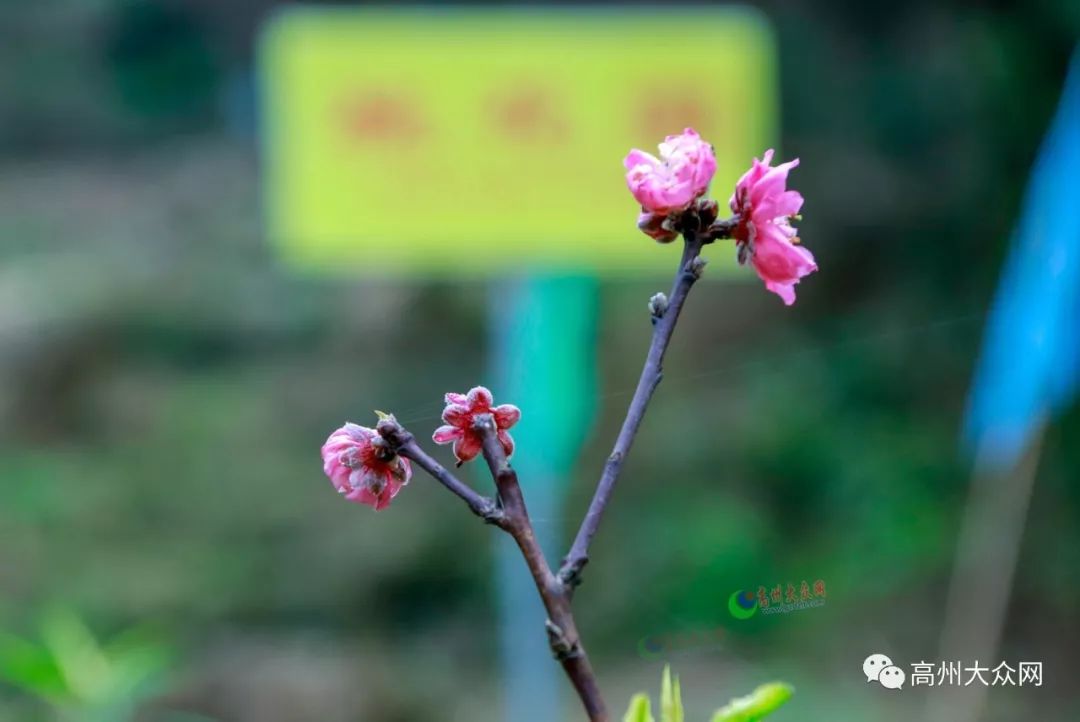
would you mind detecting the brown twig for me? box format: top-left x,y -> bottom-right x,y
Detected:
559,219 -> 733,588
377,420 -> 504,525
473,413 -> 609,722
377,415 -> 608,720
373,216 -> 737,721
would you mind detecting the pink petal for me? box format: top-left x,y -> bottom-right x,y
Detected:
492,404 -> 521,430
752,237 -> 817,306
756,190 -> 803,221
433,425 -> 463,444
348,484 -> 389,510
732,149 -> 775,197
749,159 -> 799,208
325,465 -> 349,492
623,149 -> 661,171
793,243 -> 817,269
390,457 -> 412,486
347,468 -> 369,491
772,190 -> 804,218
453,433 -> 483,464
442,403 -> 470,426
342,423 -> 374,442
444,392 -> 468,405
497,430 -> 515,459
466,386 -> 493,411
765,281 -> 797,306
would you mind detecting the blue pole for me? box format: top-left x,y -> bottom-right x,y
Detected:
489,275 -> 597,722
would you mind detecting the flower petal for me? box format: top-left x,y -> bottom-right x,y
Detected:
497,430 -> 515,459
466,386 -> 494,410
772,190 -> 804,218
623,149 -> 661,171
433,424 -> 463,444
765,280 -> 797,306
453,433 -> 483,464
442,403 -> 470,426
390,457 -> 412,486
492,404 -> 521,430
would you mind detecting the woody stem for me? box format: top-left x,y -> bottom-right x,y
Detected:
473,414 -> 609,722
559,219 -> 733,588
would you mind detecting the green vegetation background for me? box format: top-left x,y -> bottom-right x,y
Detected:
1,1 -> 1078,720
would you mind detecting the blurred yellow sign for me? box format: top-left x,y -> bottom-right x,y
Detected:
260,8 -> 776,275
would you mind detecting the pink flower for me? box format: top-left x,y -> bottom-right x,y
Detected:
321,422 -> 411,510
433,386 -> 520,465
624,128 -> 717,217
729,149 -> 817,305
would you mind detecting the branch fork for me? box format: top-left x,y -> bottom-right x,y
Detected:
371,218 -> 735,721
325,133 -> 818,719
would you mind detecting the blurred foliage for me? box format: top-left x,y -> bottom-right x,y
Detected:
105,2 -> 222,126
0,608 -> 183,722
710,682 -> 793,722
621,667 -> 791,722
1,0 -> 1079,721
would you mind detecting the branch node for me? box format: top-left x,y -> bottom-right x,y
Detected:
690,255 -> 708,279
648,292 -> 669,320
558,557 -> 588,589
704,215 -> 739,242
479,498 -> 505,525
545,620 -> 580,661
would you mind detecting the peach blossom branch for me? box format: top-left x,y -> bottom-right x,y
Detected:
472,414 -> 608,722
560,218 -> 735,588
377,420 -> 503,525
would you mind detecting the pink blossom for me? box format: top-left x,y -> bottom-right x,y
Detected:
433,386 -> 520,465
729,149 -> 817,305
321,422 -> 411,510
624,128 -> 717,217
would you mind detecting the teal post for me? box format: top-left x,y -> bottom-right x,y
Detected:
489,275 -> 597,722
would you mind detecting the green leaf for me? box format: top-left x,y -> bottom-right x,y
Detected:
660,665 -> 683,722
710,682 -> 794,722
0,630 -> 68,700
39,609 -> 112,704
622,693 -> 655,722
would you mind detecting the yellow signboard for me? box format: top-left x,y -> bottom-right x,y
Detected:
260,8 -> 776,275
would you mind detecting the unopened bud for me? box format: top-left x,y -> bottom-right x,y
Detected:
321,421 -> 412,510
696,198 -> 719,227
648,292 -> 669,318
433,386 -> 520,464
690,256 -> 708,279
374,412 -> 400,437
637,212 -> 679,243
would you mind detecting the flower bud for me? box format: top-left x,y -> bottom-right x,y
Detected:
648,292 -> 669,318
637,212 -> 679,243
321,421 -> 411,510
690,256 -> 708,279
696,198 -> 720,228
624,128 -> 717,215
433,386 -> 520,465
